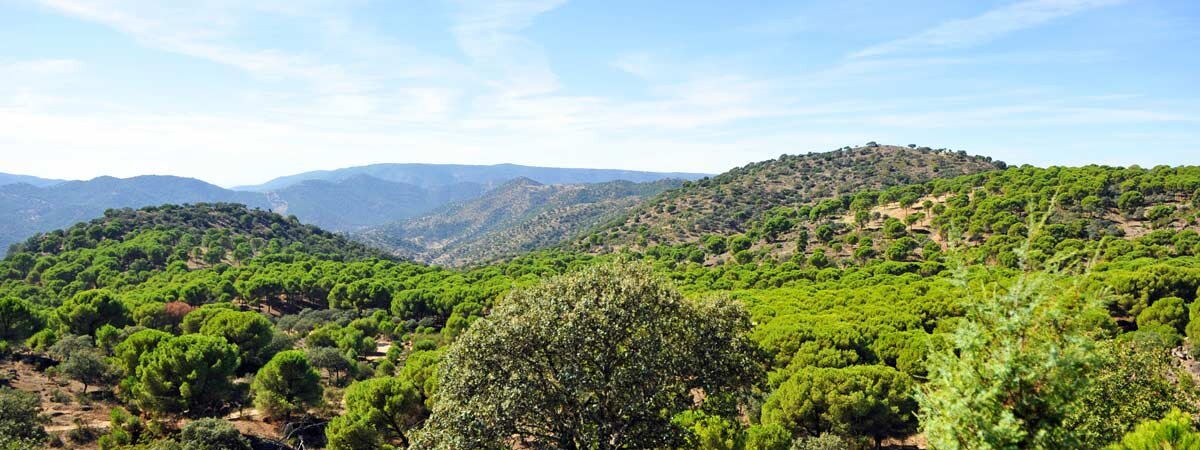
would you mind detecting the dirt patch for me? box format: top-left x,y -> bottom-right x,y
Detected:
3,357 -> 115,449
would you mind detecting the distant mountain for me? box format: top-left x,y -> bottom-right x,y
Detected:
576,145 -> 1007,252
234,163 -> 709,192
0,163 -> 705,255
266,175 -> 484,231
0,172 -> 63,187
0,175 -> 268,252
356,178 -> 683,266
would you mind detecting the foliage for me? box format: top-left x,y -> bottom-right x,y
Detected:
1137,296 -> 1188,334
917,250 -> 1101,449
56,289 -> 130,335
1065,336 -> 1200,448
59,349 -> 116,392
179,418 -> 250,450
0,296 -> 41,341
762,365 -> 916,446
251,350 -> 323,421
199,309 -> 275,372
0,388 -> 48,450
133,334 -> 240,416
416,263 -> 762,449
1105,409 -> 1200,450
330,377 -> 426,447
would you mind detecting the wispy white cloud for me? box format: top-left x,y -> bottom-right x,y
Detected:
1,58 -> 84,75
449,0 -> 566,97
851,0 -> 1122,59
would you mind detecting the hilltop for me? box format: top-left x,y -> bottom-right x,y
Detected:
11,202 -> 384,268
576,144 -> 1006,252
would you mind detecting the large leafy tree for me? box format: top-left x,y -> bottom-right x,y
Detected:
133,334 -> 240,416
199,310 -> 275,372
251,350 -> 323,421
327,377 -> 426,448
414,263 -> 762,450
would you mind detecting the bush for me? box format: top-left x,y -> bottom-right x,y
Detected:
745,423 -> 791,450
179,419 -> 250,450
1106,408 -> 1200,450
790,433 -> 847,450
1137,297 -> 1187,334
0,387 -> 48,449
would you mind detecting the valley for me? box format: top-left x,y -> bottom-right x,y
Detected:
2,145 -> 1200,449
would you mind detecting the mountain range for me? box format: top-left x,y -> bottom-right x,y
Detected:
0,164 -> 704,254
233,163 -> 708,192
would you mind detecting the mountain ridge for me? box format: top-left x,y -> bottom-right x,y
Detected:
233,162 -> 710,192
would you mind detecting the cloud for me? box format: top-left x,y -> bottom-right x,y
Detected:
2,58 -> 84,75
851,0 -> 1122,58
449,0 -> 566,97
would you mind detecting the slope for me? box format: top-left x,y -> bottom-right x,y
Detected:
577,144 -> 1006,252
357,178 -> 683,266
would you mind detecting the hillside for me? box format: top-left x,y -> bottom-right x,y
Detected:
357,178 -> 682,266
0,176 -> 269,253
10,203 -> 383,266
235,162 -> 708,192
578,145 -> 1006,252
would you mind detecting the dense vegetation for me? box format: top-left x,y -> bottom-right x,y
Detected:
2,147 -> 1200,450
578,145 -> 1005,253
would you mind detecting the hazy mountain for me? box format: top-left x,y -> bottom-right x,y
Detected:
235,163 -> 709,192
356,178 -> 683,266
266,175 -> 484,231
0,172 -> 63,187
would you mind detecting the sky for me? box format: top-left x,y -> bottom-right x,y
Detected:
0,0 -> 1198,187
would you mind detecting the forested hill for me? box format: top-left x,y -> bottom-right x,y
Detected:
357,178 -> 682,266
576,145 -> 1006,253
595,162 -> 1200,272
10,203 -> 384,271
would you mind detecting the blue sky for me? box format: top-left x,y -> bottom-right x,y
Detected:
0,0 -> 1197,186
